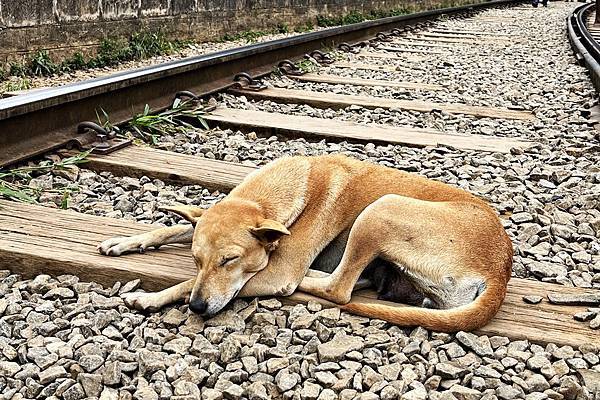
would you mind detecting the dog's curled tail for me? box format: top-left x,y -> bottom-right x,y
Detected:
342,278 -> 508,333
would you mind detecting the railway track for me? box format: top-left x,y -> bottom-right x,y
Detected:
1,2 -> 600,399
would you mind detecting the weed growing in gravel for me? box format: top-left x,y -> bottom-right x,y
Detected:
121,100 -> 210,145
297,59 -> 319,73
219,22 -> 304,43
0,151 -> 90,205
294,22 -> 315,33
61,52 -> 87,72
29,50 -> 59,76
221,30 -> 270,43
8,62 -> 28,78
1,77 -> 31,94
0,31 -> 190,81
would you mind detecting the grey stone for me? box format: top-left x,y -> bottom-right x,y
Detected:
275,369 -> 299,392
528,262 -> 567,279
301,381 -> 322,400
219,338 -> 241,363
548,293 -> 600,306
79,354 -> 105,372
162,308 -> 187,326
436,362 -> 468,379
164,336 -> 192,354
526,374 -> 550,392
205,310 -> 245,332
119,279 -> 141,294
317,389 -> 337,400
246,382 -> 270,400
317,332 -> 364,362
527,355 -> 551,370
315,371 -> 337,387
496,384 -> 521,400
38,365 -> 68,384
78,373 -> 103,398
63,383 -> 86,400
202,388 -> 224,400
0,361 -> 20,377
449,384 -> 482,400
223,383 -> 244,400
456,332 -> 493,356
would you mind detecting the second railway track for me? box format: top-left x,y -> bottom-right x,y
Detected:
1,1 -> 600,399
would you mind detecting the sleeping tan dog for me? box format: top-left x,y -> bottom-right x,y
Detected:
98,154 -> 512,332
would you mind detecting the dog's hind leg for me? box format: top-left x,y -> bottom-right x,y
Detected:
121,278 -> 195,311
298,194 -> 487,307
98,225 -> 194,256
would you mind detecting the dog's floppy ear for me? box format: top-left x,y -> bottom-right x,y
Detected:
250,219 -> 290,244
160,205 -> 205,226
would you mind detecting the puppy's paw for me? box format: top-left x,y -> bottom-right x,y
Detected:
97,236 -> 148,256
121,292 -> 160,312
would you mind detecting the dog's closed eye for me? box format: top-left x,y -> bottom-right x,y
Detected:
220,256 -> 239,267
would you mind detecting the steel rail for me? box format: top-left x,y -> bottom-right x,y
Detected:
0,0 -> 520,168
568,2 -> 600,94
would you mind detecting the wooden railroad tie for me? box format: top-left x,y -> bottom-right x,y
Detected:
421,31 -> 517,40
327,61 -> 402,73
202,107 -> 530,153
370,47 -> 448,55
409,33 -> 518,45
429,28 -> 519,36
228,87 -> 536,121
1,198 -> 597,348
289,73 -> 445,91
354,52 -> 425,61
388,40 -> 457,48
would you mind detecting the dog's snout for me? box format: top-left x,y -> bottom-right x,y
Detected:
189,298 -> 208,314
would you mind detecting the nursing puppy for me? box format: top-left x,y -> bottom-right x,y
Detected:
98,154 -> 512,332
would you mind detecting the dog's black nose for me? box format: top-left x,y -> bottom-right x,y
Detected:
189,299 -> 208,314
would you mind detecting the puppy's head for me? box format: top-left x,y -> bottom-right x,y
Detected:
163,200 -> 289,316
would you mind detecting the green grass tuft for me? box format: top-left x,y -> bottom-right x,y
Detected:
1,30 -> 190,82
0,150 -> 91,204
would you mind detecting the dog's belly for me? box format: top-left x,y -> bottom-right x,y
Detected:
310,229 -> 486,309
310,230 -> 429,307
310,229 -> 350,274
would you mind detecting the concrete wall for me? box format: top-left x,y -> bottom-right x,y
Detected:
0,0 -> 473,65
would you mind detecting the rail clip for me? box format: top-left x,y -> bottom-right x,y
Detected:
278,60 -> 304,76
232,73 -> 267,91
308,50 -> 334,64
375,32 -> 394,42
337,43 -> 361,54
76,122 -> 131,154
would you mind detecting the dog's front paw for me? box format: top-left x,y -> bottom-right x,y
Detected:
97,236 -> 147,256
121,292 -> 161,312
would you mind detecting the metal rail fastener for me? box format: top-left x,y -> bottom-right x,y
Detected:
375,32 -> 394,42
309,50 -> 334,64
278,60 -> 304,75
337,42 -> 361,54
232,72 -> 268,91
76,122 -> 132,154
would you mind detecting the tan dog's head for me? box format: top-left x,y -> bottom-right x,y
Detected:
163,200 -> 289,316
